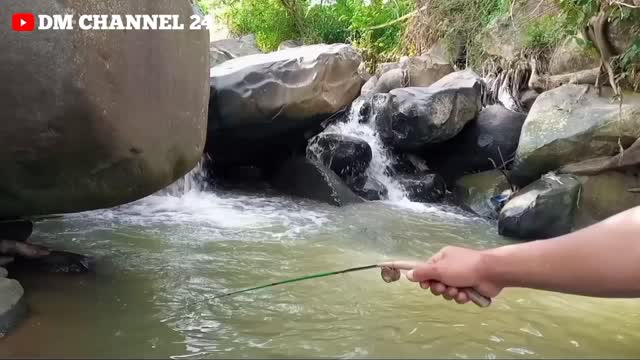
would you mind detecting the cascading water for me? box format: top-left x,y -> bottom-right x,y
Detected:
314,98 -> 408,202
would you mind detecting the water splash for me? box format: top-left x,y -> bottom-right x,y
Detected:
160,159 -> 210,197
321,99 -> 407,202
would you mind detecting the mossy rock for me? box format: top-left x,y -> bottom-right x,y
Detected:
574,169 -> 640,229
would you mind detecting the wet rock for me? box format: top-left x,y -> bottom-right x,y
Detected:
0,0 -> 209,218
210,35 -> 261,67
271,157 -> 363,206
354,179 -> 388,201
278,39 -> 303,50
207,44 -> 364,169
307,133 -> 372,190
11,250 -> 96,273
0,267 -> 6,278
0,278 -> 26,337
454,170 -> 513,219
389,153 -> 430,176
376,70 -> 484,151
399,173 -> 447,203
423,104 -> 526,182
511,85 -> 640,187
572,169 -> 640,229
499,174 -> 581,240
0,220 -> 33,242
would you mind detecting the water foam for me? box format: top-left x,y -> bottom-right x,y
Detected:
321,98 -> 407,202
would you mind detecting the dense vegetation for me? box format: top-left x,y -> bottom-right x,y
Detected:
198,0 -> 414,61
199,0 -> 638,89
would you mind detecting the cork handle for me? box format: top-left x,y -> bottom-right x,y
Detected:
464,288 -> 491,308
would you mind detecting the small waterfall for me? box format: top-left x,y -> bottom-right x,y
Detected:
160,159 -> 210,197
322,100 -> 407,202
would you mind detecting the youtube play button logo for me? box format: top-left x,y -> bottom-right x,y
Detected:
12,13 -> 36,32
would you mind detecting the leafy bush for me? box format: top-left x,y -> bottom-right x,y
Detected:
206,0 -> 414,57
524,15 -> 569,50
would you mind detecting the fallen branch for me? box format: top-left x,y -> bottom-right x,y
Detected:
529,66 -> 602,92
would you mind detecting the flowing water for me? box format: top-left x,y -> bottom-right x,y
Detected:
1,167 -> 640,358
2,103 -> 640,358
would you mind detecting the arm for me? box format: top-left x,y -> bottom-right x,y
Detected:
386,206 -> 640,304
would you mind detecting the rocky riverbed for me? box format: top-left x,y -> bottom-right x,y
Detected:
1,0 -> 639,348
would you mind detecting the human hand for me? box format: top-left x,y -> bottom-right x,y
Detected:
383,246 -> 502,306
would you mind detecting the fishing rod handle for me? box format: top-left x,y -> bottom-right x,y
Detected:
464,288 -> 491,308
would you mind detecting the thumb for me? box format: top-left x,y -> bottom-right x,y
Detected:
406,264 -> 441,283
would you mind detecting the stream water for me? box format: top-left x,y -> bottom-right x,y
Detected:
1,169 -> 640,358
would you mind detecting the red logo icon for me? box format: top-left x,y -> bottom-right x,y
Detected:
12,13 -> 36,32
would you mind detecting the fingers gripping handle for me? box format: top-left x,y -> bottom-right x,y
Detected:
463,288 -> 492,308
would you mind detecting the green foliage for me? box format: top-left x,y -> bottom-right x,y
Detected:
196,0 -> 215,14
212,0 -> 414,56
226,0 -> 298,51
616,38 -> 640,91
524,15 -> 569,50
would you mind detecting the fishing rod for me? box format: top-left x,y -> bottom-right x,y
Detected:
207,264 -> 491,308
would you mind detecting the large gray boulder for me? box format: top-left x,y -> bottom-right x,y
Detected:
499,174 -> 581,240
364,55 -> 455,95
358,70 -> 484,151
0,277 -> 26,336
423,104 -> 526,182
511,85 -> 640,186
0,0 -> 209,218
271,157 -> 363,206
207,44 -> 364,169
210,34 -> 262,68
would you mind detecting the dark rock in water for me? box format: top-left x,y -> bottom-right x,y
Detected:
454,170 -> 513,219
0,220 -> 33,242
511,85 -> 640,187
210,35 -> 262,67
0,278 -> 26,337
389,153 -> 430,176
423,104 -> 526,183
375,70 -> 484,150
207,44 -> 364,170
354,178 -> 389,201
399,173 -> 447,203
307,133 -> 372,190
271,157 -> 364,206
11,250 -> 96,273
499,174 -> 581,240
0,0 -> 209,218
